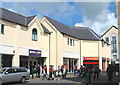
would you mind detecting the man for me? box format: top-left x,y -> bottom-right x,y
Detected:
93,65 -> 100,79
106,64 -> 114,82
36,64 -> 40,78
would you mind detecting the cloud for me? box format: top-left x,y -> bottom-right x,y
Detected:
75,2 -> 117,36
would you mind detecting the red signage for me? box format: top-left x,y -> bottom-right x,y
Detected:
84,57 -> 98,60
83,62 -> 99,64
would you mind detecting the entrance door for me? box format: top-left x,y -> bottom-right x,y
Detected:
69,59 -> 73,72
30,61 -> 37,75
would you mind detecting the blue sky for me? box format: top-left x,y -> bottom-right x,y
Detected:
0,1 -> 117,36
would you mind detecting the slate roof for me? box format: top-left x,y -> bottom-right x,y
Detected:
44,16 -> 101,40
40,23 -> 51,34
0,8 -> 36,26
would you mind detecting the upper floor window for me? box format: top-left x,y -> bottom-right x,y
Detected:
113,55 -> 117,61
67,38 -> 75,46
112,36 -> 116,44
32,28 -> 37,41
0,24 -> 4,34
68,38 -> 69,45
105,37 -> 109,43
112,45 -> 117,53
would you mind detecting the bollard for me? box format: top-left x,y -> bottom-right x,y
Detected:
86,72 -> 91,85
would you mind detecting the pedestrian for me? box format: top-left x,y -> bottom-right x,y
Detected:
74,65 -> 77,75
113,65 -> 117,76
48,65 -> 53,80
106,64 -> 114,82
93,65 -> 100,79
36,64 -> 40,78
44,65 -> 47,75
80,65 -> 83,77
40,65 -> 43,77
63,66 -> 66,79
32,67 -> 37,79
42,66 -> 48,80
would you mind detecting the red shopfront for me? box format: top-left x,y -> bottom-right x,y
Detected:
83,57 -> 99,69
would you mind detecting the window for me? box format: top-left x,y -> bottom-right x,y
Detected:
6,68 -> 15,73
67,38 -> 69,45
105,37 -> 109,43
113,55 -> 117,61
0,24 -> 4,34
112,45 -> 117,53
67,38 -> 75,46
70,39 -> 72,46
73,40 -> 75,46
32,28 -> 37,41
112,36 -> 116,44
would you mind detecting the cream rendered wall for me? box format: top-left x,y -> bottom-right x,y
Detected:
18,18 -> 49,50
99,41 -> 111,70
56,31 -> 63,68
0,20 -> 16,46
63,35 -> 80,53
81,40 -> 99,65
102,27 -> 118,60
41,17 -> 58,69
0,17 -> 50,68
63,35 -> 80,68
41,17 -> 81,69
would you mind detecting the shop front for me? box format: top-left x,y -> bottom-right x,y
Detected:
1,54 -> 13,67
20,49 -> 46,74
63,58 -> 78,73
83,57 -> 99,69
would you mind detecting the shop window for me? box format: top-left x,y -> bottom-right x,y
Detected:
0,24 -> 4,34
32,28 -> 37,41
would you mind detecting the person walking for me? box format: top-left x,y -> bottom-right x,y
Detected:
74,65 -> 77,75
36,64 -> 40,78
63,66 -> 66,79
42,66 -> 48,80
32,67 -> 37,79
40,65 -> 43,77
106,64 -> 114,82
48,65 -> 53,80
93,65 -> 100,79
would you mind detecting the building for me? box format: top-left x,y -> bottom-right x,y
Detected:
0,8 -> 110,73
102,26 -> 119,65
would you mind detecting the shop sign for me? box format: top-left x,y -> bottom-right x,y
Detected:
83,62 -> 99,64
84,57 -> 98,60
29,49 -> 41,56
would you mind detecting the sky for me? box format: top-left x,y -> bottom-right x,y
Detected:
0,0 -> 117,36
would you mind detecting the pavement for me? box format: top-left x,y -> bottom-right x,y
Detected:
2,72 -> 120,85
